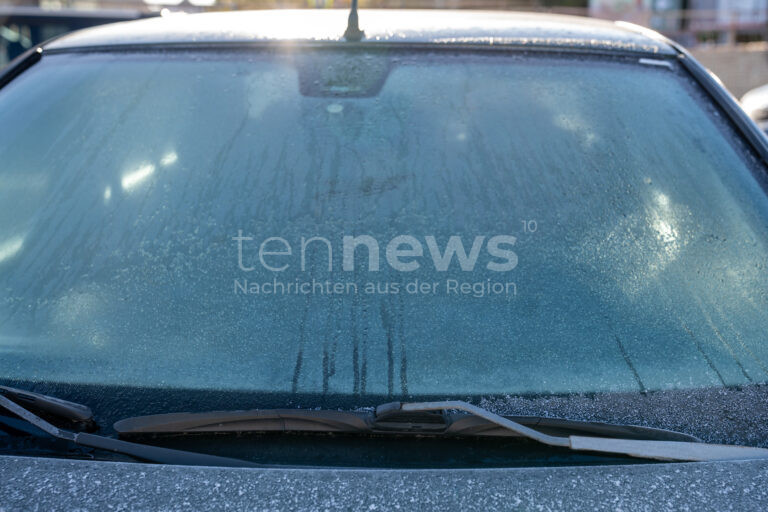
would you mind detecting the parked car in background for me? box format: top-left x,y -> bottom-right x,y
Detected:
742,83 -> 768,134
2,9 -> 768,510
0,6 -> 155,68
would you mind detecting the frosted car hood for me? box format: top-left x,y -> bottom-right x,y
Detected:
2,455 -> 768,510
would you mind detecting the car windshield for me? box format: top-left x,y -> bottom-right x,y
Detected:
1,48 -> 768,435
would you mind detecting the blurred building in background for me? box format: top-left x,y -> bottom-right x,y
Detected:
590,0 -> 767,45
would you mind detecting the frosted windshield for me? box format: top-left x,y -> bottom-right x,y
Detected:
1,50 -> 767,399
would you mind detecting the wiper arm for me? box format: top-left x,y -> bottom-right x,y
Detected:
0,393 -> 258,468
393,401 -> 768,463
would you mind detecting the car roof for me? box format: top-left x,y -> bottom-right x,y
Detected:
45,9 -> 676,56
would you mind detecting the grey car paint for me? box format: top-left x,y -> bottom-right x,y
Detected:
1,455 -> 768,511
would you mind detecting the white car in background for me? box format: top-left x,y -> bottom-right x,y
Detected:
742,83 -> 768,133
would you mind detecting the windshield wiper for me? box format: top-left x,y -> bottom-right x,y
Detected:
114,403 -> 696,441
0,385 -> 94,425
7,388 -> 766,466
390,401 -> 768,462
0,390 -> 258,468
116,400 -> 768,463
114,402 -> 698,442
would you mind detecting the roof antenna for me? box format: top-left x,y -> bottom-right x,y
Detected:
343,0 -> 364,42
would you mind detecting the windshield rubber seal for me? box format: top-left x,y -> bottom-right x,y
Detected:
0,46 -> 43,91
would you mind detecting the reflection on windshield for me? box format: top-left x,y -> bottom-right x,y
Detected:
121,163 -> 156,191
0,235 -> 24,264
0,50 -> 767,399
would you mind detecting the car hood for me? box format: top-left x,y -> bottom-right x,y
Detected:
2,455 -> 768,510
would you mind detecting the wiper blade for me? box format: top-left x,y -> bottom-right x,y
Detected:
0,393 -> 258,468
0,385 -> 93,425
115,408 -> 372,435
115,402 -> 698,442
115,400 -> 768,463
113,405 -> 695,442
